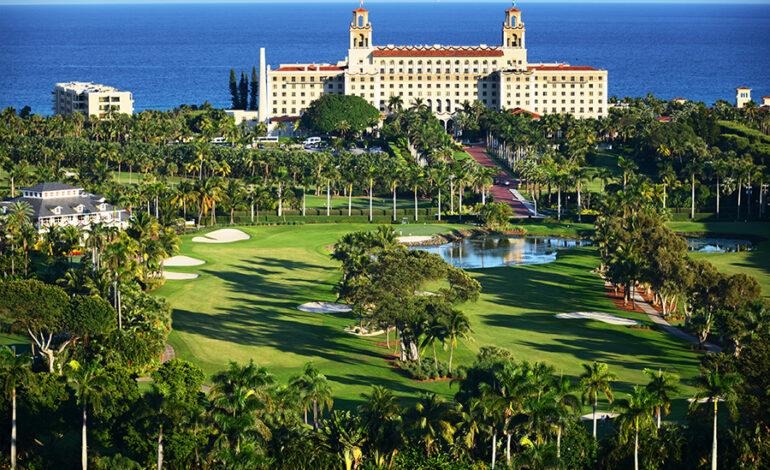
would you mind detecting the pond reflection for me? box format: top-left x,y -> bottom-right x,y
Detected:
412,236 -> 591,269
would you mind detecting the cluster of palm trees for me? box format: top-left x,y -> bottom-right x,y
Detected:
0,347 -> 735,470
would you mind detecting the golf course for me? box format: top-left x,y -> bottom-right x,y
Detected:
151,221 -> 770,413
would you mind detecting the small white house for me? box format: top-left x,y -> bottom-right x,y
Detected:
0,182 -> 128,231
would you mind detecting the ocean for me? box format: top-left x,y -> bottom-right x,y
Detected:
0,1 -> 768,114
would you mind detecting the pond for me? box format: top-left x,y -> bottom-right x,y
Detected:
685,237 -> 754,253
411,236 -> 591,269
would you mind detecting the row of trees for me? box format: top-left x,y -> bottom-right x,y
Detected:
594,182 -> 768,352
1,344 -> 757,469
228,68 -> 259,111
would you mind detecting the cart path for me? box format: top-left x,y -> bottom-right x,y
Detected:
465,145 -> 531,217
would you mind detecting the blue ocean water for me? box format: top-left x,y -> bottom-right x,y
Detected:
0,2 -> 768,114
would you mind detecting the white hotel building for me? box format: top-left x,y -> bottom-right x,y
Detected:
257,4 -> 608,131
52,81 -> 134,118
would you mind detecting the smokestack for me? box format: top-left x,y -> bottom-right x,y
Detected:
259,47 -> 269,123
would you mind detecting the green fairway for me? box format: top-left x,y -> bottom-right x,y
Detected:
154,223 -> 705,413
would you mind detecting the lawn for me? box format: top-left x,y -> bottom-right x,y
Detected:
154,223 -> 705,414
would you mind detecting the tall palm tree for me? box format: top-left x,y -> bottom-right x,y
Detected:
406,393 -> 456,457
580,362 -> 616,438
0,347 -> 31,470
445,309 -> 473,374
67,360 -> 111,470
407,167 -> 425,222
387,164 -> 404,222
643,369 -> 680,428
616,386 -> 657,470
690,368 -> 742,470
552,375 -> 580,460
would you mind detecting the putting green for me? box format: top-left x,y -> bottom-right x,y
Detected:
152,223 -> 711,412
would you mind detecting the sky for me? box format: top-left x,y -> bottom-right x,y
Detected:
1,0 -> 769,5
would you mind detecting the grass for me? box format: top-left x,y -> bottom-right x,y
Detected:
153,222 -> 706,414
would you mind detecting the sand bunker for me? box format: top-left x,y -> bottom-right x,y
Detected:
165,255 -> 206,267
580,412 -> 619,421
193,229 -> 250,244
556,312 -> 641,326
397,236 -> 435,244
297,302 -> 353,314
164,272 -> 200,280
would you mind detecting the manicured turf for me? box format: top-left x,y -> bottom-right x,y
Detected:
154,223 -> 705,414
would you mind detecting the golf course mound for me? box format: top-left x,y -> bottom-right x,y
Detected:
555,312 -> 641,326
165,255 -> 206,267
297,302 -> 353,314
193,229 -> 250,244
164,272 -> 200,280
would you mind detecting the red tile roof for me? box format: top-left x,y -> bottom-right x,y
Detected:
528,64 -> 600,72
655,116 -> 672,122
353,8 -> 368,13
509,107 -> 541,119
271,116 -> 300,122
735,87 -> 752,90
506,7 -> 521,13
761,96 -> 770,99
373,46 -> 503,57
273,65 -> 344,72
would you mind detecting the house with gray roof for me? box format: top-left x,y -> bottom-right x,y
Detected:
1,183 -> 129,231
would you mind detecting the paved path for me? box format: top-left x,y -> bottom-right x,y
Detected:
628,286 -> 722,353
464,146 -> 531,217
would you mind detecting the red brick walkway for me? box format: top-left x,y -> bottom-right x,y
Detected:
464,145 -> 530,217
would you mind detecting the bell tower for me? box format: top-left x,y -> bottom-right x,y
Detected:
350,7 -> 372,49
503,5 -> 525,49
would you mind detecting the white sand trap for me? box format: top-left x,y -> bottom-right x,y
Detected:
580,412 -> 619,421
397,235 -> 435,244
298,302 -> 353,314
164,272 -> 200,280
556,312 -> 641,326
165,255 -> 206,267
193,228 -> 250,244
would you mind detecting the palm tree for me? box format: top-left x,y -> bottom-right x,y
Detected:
67,360 -> 111,470
209,361 -> 274,454
406,393 -> 456,457
290,362 -> 333,431
580,362 -> 616,438
571,166 -> 589,222
387,164 -> 404,222
552,375 -> 580,460
0,347 -> 31,470
616,386 -> 657,470
445,309 -> 473,374
617,155 -> 638,191
358,386 -> 402,467
387,95 -> 404,113
643,369 -> 680,428
407,167 -> 425,222
691,368 -> 742,470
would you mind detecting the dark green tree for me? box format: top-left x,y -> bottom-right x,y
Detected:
229,69 -> 239,109
249,66 -> 258,111
300,95 -> 380,137
238,71 -> 249,111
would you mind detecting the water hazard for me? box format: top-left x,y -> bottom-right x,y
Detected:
685,237 -> 753,253
412,236 -> 591,269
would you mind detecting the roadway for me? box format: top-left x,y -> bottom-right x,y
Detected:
464,145 -> 531,217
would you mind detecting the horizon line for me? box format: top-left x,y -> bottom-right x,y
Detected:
2,0 -> 770,5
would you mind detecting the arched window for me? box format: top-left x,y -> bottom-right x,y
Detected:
358,15 -> 364,28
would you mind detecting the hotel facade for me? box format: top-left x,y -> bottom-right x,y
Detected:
257,4 -> 608,131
